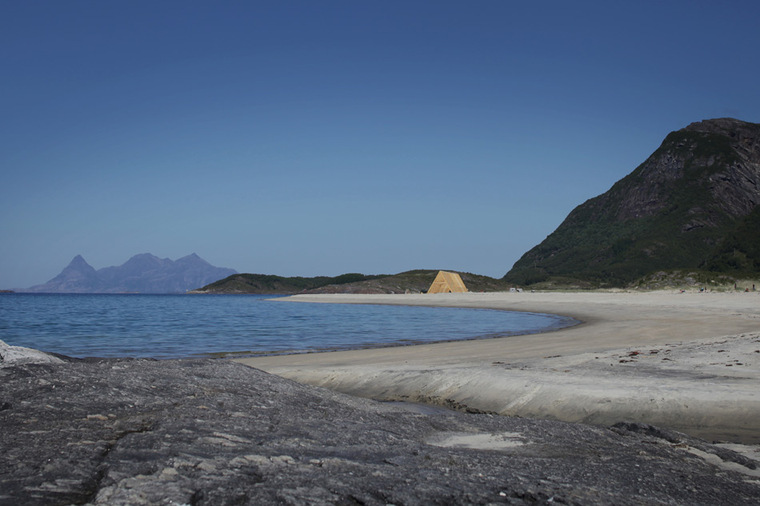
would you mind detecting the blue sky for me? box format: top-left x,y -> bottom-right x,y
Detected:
2,1 -> 759,288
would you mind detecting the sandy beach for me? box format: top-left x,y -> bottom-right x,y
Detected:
238,291 -> 760,443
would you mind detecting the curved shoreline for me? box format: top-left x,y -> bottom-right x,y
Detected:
224,307 -> 579,359
237,291 -> 760,443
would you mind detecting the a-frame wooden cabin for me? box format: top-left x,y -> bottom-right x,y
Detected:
427,271 -> 468,293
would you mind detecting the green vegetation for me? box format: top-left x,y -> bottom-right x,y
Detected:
315,269 -> 511,294
195,272 -> 390,294
629,269 -> 759,291
504,207 -> 732,288
703,206 -> 760,275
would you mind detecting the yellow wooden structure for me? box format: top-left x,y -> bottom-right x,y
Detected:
427,271 -> 468,294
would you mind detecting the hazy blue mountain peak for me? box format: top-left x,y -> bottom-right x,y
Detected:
27,253 -> 236,294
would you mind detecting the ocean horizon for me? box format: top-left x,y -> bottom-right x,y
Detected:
0,293 -> 576,359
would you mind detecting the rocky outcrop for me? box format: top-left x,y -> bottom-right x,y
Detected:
1,357 -> 759,505
0,339 -> 63,367
610,118 -> 760,222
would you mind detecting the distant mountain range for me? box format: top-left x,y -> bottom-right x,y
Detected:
26,253 -> 236,294
504,117 -> 760,287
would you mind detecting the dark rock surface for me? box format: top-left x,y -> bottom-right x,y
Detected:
1,357 -> 759,505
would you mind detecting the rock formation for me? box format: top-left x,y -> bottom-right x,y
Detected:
0,339 -> 64,367
1,355 -> 759,504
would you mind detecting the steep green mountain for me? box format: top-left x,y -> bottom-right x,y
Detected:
193,270 -> 510,294
504,118 -> 760,287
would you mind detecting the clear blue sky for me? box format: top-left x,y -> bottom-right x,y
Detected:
2,1 -> 759,288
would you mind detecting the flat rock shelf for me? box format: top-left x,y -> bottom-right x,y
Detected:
1,356 -> 759,505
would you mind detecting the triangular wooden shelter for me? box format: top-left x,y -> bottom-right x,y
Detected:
427,271 -> 468,294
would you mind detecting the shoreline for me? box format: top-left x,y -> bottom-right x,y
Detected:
204,308 -> 579,360
4,292 -> 760,503
237,291 -> 760,443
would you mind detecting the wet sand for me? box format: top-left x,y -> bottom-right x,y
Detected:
237,291 -> 760,443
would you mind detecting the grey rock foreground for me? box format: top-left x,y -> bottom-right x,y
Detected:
1,357 -> 759,505
0,339 -> 64,367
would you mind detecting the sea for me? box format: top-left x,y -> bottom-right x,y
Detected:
0,293 -> 575,359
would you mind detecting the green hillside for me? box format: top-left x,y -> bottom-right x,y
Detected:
192,273 -> 389,294
305,270 -> 510,294
504,118 -> 760,287
193,270 -> 510,294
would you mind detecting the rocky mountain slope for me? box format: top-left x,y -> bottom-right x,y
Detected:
504,118 -> 760,286
27,253 -> 236,294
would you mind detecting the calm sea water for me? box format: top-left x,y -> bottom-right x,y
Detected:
0,293 -> 574,359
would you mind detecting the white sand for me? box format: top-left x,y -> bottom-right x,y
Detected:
236,291 -> 760,443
